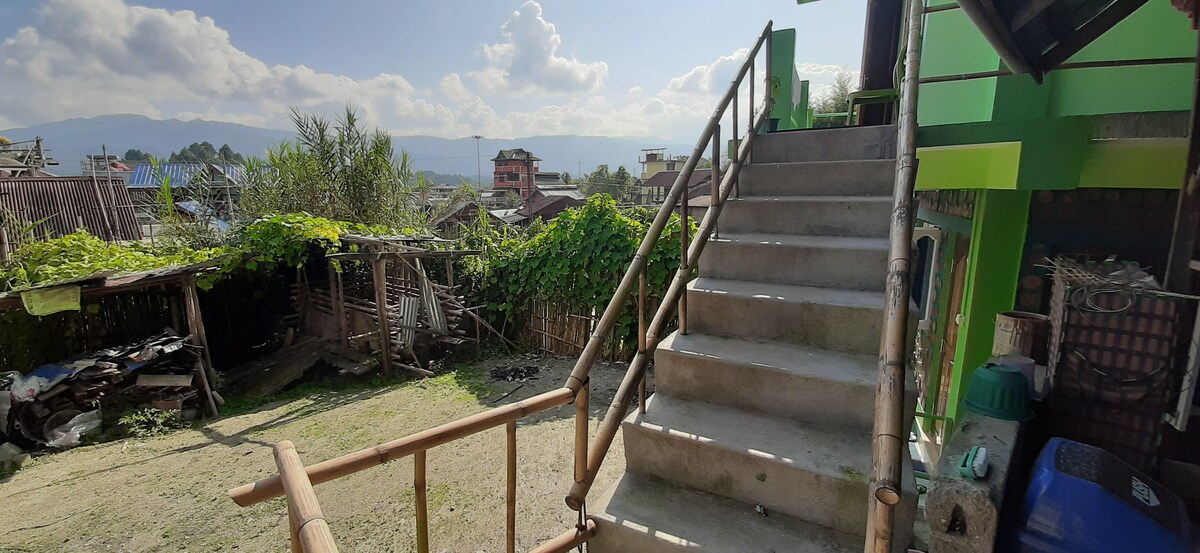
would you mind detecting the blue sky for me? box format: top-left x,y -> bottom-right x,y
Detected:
0,0 -> 866,140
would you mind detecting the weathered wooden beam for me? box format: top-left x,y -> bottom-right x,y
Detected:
181,276 -> 219,417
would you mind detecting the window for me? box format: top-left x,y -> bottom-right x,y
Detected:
507,172 -> 520,182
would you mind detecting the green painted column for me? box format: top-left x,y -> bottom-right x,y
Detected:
769,29 -> 799,130
945,189 -> 1031,425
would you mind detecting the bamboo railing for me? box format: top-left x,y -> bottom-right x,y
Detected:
866,1 -> 925,552
227,21 -> 775,552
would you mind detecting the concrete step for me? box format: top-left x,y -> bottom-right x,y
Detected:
588,472 -> 861,553
721,195 -> 891,237
752,125 -> 896,163
701,233 -> 888,290
655,331 -> 879,432
622,393 -> 874,536
739,160 -> 895,197
687,277 -> 884,355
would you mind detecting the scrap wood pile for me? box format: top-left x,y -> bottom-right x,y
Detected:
0,330 -> 209,450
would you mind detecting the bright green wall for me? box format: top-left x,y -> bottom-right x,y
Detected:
945,190 -> 1031,425
918,8 -> 1000,126
770,29 -> 800,130
917,2 -> 1197,127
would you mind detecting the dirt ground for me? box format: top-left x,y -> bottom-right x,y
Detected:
0,354 -> 633,552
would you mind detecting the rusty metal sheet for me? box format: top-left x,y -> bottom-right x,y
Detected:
0,176 -> 142,248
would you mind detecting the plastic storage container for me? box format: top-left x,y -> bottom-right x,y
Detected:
1018,438 -> 1195,552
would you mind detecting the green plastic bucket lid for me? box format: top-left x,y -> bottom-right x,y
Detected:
963,363 -> 1035,422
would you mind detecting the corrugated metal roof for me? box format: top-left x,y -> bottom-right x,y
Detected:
0,177 -> 142,249
127,163 -> 245,188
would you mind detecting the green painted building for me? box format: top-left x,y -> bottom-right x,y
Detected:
910,1 -> 1196,444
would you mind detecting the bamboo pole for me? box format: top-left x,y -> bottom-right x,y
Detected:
414,450 -> 429,553
274,441 -> 339,553
288,502 -> 303,553
528,520 -> 597,553
229,387 -> 574,507
638,267 -> 648,415
371,258 -> 393,376
0,227 -> 8,262
712,124 -> 721,239
506,420 -> 517,553
574,382 -> 589,483
867,0 -> 924,552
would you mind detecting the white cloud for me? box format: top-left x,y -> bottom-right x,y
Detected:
665,48 -> 750,98
470,1 -> 607,96
0,0 -> 855,143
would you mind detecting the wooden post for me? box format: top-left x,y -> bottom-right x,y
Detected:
0,227 -> 9,262
327,264 -> 348,347
574,383 -> 588,483
414,450 -> 429,553
1164,32 -> 1200,293
182,276 -> 219,416
506,420 -> 517,553
444,257 -> 454,288
868,1 -> 924,552
296,268 -> 310,332
371,258 -> 393,376
274,441 -> 340,553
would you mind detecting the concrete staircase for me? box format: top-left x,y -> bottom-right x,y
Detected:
588,125 -> 918,552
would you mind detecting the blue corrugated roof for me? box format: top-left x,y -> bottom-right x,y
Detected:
127,163 -> 244,188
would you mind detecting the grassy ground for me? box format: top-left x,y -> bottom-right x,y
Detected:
0,354 -> 630,552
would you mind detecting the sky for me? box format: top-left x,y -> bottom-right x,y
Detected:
0,0 -> 867,141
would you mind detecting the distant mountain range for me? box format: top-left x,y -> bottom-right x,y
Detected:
1,114 -> 689,182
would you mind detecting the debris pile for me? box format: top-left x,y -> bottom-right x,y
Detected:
489,365 -> 541,382
1,330 -> 206,449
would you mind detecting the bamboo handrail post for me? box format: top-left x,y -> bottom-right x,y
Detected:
712,124 -> 721,239
414,450 -> 429,553
638,266 -> 648,415
506,420 -> 517,553
529,520 -> 597,553
229,387 -> 574,507
289,503 -> 302,553
733,90 -> 740,199
565,351 -> 651,509
574,382 -> 589,483
868,0 -> 925,552
679,183 -> 689,336
273,441 -> 339,553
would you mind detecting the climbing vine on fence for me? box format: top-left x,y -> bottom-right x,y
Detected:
0,231 -> 227,292
0,213 -> 415,293
457,194 -> 692,350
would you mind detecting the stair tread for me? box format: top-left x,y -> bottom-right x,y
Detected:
731,194 -> 892,203
632,394 -> 871,479
711,232 -> 889,251
747,159 -> 895,169
689,277 -> 886,311
591,472 -> 861,552
658,331 -> 877,388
